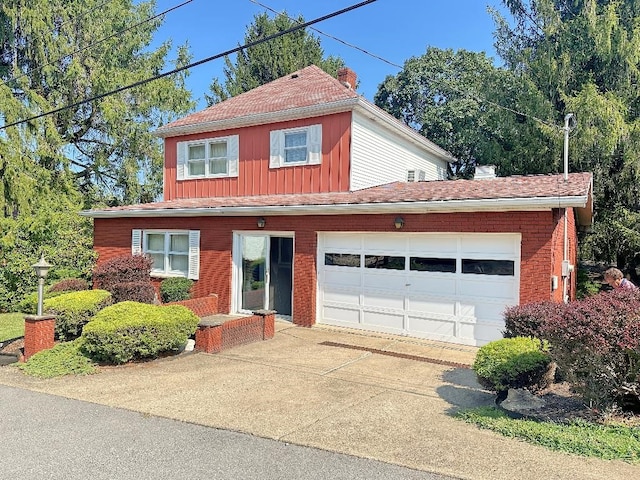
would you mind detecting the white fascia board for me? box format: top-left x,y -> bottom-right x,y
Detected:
81,195 -> 589,219
154,98 -> 360,138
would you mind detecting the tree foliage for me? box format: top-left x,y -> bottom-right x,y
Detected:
494,0 -> 640,276
206,11 -> 345,105
0,0 -> 195,209
374,47 -> 559,177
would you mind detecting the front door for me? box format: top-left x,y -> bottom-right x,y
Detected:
236,234 -> 293,316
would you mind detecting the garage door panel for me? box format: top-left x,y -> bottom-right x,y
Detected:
323,288 -> 360,305
363,310 -> 404,331
408,235 -> 457,253
407,297 -> 456,316
459,301 -> 512,322
363,273 -> 405,290
322,305 -> 361,325
459,320 -> 504,346
362,290 -> 404,309
322,234 -> 362,249
363,235 -> 406,251
458,278 -> 516,299
407,315 -> 456,338
323,269 -> 361,287
407,276 -> 456,295
460,235 -> 518,255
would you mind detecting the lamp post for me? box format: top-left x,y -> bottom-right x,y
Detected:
32,255 -> 52,316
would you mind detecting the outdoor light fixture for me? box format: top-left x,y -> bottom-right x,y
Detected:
32,255 -> 52,316
394,216 -> 405,229
257,217 -> 266,228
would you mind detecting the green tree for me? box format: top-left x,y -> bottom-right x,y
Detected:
374,47 -> 559,178
494,0 -> 640,277
206,11 -> 345,105
0,0 -> 195,209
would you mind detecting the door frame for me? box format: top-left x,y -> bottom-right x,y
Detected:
231,230 -> 294,317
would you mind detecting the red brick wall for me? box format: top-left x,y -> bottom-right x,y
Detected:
94,209 -> 572,326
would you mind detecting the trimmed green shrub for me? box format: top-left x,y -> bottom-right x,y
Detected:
92,254 -> 153,291
160,277 -> 193,303
110,281 -> 156,304
80,301 -> 199,364
49,278 -> 90,293
19,290 -> 67,315
17,339 -> 98,378
473,337 -> 551,393
44,290 -> 113,341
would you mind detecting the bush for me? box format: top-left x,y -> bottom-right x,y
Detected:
160,277 -> 193,303
111,281 -> 156,304
473,337 -> 551,393
503,301 -> 566,339
19,290 -> 67,315
93,254 -> 153,291
17,339 -> 98,378
49,278 -> 90,293
540,288 -> 640,410
80,301 -> 199,364
44,290 -> 113,341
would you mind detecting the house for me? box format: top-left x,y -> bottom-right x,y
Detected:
82,65 -> 593,346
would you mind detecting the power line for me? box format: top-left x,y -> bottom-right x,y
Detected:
1,0 -> 377,131
249,0 -> 560,131
2,0 -> 194,88
249,0 -> 401,68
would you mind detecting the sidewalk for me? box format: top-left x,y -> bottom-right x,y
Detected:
0,322 -> 637,479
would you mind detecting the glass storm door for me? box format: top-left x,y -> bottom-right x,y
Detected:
240,235 -> 268,311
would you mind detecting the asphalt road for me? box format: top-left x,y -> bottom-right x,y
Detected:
0,385 -> 455,480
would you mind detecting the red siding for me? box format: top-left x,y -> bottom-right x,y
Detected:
163,112 -> 352,200
94,209 -> 579,327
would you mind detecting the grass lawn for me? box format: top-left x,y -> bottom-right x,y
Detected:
0,313 -> 24,342
456,406 -> 640,464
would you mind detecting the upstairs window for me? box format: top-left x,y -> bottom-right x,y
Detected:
177,135 -> 239,180
270,124 -> 322,168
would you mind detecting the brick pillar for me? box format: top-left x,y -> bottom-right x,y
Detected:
195,325 -> 222,353
23,315 -> 56,361
252,310 -> 276,340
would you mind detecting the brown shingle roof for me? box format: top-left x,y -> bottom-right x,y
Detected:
85,173 -> 593,221
159,65 -> 359,132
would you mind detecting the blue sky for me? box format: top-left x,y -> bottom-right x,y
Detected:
151,0 -> 509,110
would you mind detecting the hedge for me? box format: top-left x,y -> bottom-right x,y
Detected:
43,290 -> 113,341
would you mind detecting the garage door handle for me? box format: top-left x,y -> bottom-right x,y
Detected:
405,283 -> 411,286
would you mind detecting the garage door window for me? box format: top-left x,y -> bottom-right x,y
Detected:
325,253 -> 360,267
410,257 -> 456,273
365,255 -> 405,270
462,259 -> 514,276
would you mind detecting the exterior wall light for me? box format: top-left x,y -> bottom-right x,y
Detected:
32,255 -> 52,316
257,217 -> 266,228
394,216 -> 405,229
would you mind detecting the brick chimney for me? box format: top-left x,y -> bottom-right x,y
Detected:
337,67 -> 357,90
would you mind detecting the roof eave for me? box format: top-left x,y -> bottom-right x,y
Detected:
81,195 -> 591,221
154,98 -> 360,138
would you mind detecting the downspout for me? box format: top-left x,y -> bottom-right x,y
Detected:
562,113 -> 576,303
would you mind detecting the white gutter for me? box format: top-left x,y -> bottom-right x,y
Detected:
81,195 -> 590,219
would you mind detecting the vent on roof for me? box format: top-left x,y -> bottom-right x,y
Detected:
407,169 -> 426,182
474,165 -> 496,179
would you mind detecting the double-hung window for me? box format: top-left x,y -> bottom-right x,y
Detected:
177,135 -> 239,180
132,229 -> 200,279
269,124 -> 322,168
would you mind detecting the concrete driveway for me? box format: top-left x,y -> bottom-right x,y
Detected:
0,322 -> 637,479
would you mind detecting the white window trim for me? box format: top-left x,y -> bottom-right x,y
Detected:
177,135 -> 239,180
270,124 -> 322,168
132,229 -> 200,280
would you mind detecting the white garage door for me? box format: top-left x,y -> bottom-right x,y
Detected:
317,233 -> 520,346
